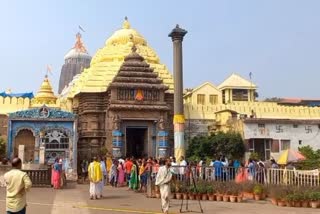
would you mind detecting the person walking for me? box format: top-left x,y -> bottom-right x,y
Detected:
4,157 -> 32,214
88,157 -> 102,200
99,156 -> 107,198
117,161 -> 125,187
155,159 -> 173,214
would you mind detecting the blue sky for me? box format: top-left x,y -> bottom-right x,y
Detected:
0,0 -> 319,99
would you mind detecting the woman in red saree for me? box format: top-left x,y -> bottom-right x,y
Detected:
52,158 -> 62,189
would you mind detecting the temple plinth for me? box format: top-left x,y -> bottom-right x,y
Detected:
169,24 -> 187,160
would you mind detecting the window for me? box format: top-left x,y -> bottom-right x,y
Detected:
209,95 -> 218,105
197,94 -> 205,105
293,124 -> 298,128
232,89 -> 248,101
276,125 -> 283,133
271,139 -> 280,153
281,140 -> 290,150
258,124 -> 265,128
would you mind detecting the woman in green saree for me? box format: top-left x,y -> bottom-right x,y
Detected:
129,160 -> 139,190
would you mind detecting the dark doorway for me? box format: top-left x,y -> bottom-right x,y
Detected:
126,127 -> 147,158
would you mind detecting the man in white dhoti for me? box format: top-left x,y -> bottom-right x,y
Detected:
155,159 -> 173,214
88,157 -> 102,200
98,156 -> 107,198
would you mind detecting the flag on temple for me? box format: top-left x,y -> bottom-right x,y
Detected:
47,64 -> 52,75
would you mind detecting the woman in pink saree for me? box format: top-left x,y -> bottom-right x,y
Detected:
235,164 -> 248,183
52,158 -> 62,189
118,162 -> 125,187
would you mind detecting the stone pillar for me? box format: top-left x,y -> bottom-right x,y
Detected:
18,145 -> 25,163
169,24 -> 187,160
39,146 -> 45,164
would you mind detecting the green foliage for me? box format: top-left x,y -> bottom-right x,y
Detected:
186,131 -> 245,161
253,184 -> 264,195
0,136 -> 6,159
249,152 -> 260,160
296,146 -> 320,170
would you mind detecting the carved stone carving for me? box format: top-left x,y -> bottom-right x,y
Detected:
112,115 -> 121,130
158,116 -> 165,130
9,106 -> 75,119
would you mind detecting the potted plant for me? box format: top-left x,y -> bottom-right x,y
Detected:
253,184 -> 264,201
170,183 -> 176,200
207,185 -> 215,201
229,183 -> 238,203
293,192 -> 303,208
215,182 -> 223,201
242,182 -> 254,200
301,191 -> 310,208
309,192 -> 320,209
188,186 -> 196,200
175,181 -> 182,200
285,194 -> 294,207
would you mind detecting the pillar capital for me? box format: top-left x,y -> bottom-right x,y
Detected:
168,24 -> 187,41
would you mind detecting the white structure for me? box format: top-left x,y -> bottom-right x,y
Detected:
243,118 -> 320,160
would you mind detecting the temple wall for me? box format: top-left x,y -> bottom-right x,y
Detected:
0,96 -> 31,114
184,102 -> 320,120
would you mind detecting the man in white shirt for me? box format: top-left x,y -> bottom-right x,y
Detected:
156,159 -> 172,214
179,156 -> 187,180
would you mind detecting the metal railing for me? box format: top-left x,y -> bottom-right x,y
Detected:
147,166 -> 320,189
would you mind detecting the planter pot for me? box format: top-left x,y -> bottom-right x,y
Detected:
202,194 -> 208,201
183,193 -> 188,200
285,201 -> 293,207
230,196 -> 237,203
170,193 -> 176,200
196,194 -> 201,201
261,193 -> 266,200
277,201 -> 286,207
293,201 -> 301,207
301,201 -> 309,208
243,192 -> 254,200
254,194 -> 261,201
216,194 -> 223,201
270,198 -> 278,206
189,194 -> 195,200
310,201 -> 320,209
208,194 -> 215,201
176,193 -> 182,200
237,196 -> 243,203
223,195 -> 230,202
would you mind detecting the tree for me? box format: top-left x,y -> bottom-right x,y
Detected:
186,131 -> 245,162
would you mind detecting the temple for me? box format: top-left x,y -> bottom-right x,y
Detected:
58,33 -> 91,94
1,17 -> 320,174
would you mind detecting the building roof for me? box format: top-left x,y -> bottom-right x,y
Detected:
244,118 -> 320,125
215,109 -> 239,115
0,91 -> 34,99
218,73 -> 257,90
183,81 -> 220,97
64,33 -> 91,60
66,17 -> 174,98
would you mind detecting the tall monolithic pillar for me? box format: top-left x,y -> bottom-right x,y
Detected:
169,25 -> 187,160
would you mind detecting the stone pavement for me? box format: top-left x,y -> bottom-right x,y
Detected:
0,183 -> 319,214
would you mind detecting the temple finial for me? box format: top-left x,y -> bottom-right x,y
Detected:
122,16 -> 131,29
176,24 -> 180,28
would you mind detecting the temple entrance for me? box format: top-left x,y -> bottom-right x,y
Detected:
126,127 -> 148,158
14,129 -> 35,162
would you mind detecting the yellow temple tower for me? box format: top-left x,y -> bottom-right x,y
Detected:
32,75 -> 58,107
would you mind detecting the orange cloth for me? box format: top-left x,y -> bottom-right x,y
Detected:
125,161 -> 133,174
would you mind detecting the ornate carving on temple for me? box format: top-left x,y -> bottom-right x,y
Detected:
158,116 -> 165,130
112,115 -> 121,130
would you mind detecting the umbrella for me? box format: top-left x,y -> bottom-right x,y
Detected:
277,149 -> 306,165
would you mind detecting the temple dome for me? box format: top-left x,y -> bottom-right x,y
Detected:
64,33 -> 91,60
32,75 -> 57,105
66,17 -> 174,98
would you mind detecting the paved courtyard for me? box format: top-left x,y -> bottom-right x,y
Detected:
0,183 -> 319,214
